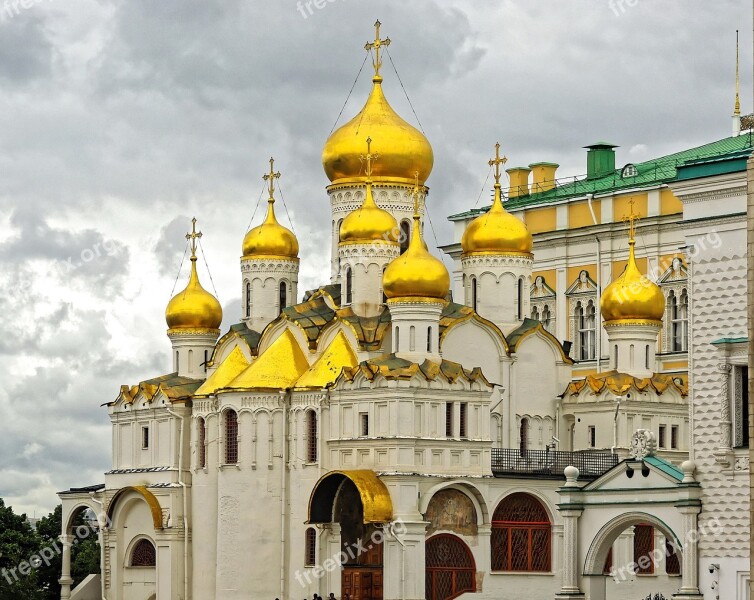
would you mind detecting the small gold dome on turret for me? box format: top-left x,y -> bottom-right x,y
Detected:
166,219 -> 222,331
340,138 -> 398,244
600,204 -> 665,323
383,177 -> 449,300
242,158 -> 299,259
322,22 -> 433,185
462,143 -> 532,256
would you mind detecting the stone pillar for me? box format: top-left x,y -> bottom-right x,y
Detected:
716,363 -> 733,461
675,505 -> 704,600
555,465 -> 585,599
59,535 -> 73,600
383,520 -> 427,600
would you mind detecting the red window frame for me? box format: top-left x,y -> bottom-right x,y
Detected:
306,410 -> 318,463
198,417 -> 206,468
491,492 -> 551,572
225,410 -> 238,464
633,524 -> 655,574
130,539 -> 156,567
305,527 -> 316,567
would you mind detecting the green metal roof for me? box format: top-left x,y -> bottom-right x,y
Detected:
644,456 -> 684,482
711,336 -> 748,345
448,134 -> 754,220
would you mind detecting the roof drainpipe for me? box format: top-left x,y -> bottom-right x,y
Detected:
167,407 -> 190,600
280,390 -> 291,600
87,491 -> 107,600
586,193 -> 602,372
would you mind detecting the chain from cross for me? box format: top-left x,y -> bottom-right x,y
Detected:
263,157 -> 281,200
488,142 -> 508,186
365,19 -> 390,78
624,198 -> 639,242
186,217 -> 202,259
360,137 -> 379,178
411,171 -> 421,216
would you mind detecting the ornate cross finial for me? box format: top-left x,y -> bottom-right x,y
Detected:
412,170 -> 421,217
263,157 -> 281,201
186,217 -> 202,260
488,142 -> 508,186
365,19 -> 391,79
735,29 -> 741,116
624,198 -> 639,242
360,137 -> 379,178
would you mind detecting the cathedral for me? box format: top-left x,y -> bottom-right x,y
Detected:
58,22 -> 752,600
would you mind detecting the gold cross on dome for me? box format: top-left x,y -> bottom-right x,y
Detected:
365,20 -> 391,78
186,217 -> 202,259
412,171 -> 421,216
624,198 -> 639,242
263,157 -> 281,200
360,137 -> 379,178
488,142 -> 508,186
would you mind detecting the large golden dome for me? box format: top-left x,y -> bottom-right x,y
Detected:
322,76 -> 434,185
383,200 -> 449,300
461,183 -> 532,256
601,239 -> 665,323
340,179 -> 398,244
166,257 -> 223,331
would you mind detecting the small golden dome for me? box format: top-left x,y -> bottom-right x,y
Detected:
166,257 -> 223,331
340,180 -> 398,243
601,239 -> 665,323
461,184 -> 532,256
322,77 -> 434,185
242,159 -> 299,259
242,199 -> 299,258
383,194 -> 449,300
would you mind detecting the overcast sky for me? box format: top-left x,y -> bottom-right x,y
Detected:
0,0 -> 749,517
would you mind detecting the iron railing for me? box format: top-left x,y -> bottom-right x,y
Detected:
491,448 -> 618,480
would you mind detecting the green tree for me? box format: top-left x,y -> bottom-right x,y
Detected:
0,498 -> 42,600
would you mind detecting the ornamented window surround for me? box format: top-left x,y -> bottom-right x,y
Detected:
658,258 -> 688,354
530,275 -> 556,334
565,270 -> 598,362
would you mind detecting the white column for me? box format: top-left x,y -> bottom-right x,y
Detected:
555,508 -> 585,598
676,505 -> 703,599
59,535 -> 74,600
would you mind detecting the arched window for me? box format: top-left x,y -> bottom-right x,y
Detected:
188,349 -> 193,373
306,410 -> 318,463
645,345 -> 650,369
531,306 -> 540,321
400,220 -> 411,254
426,326 -> 432,353
305,527 -> 317,567
491,493 -> 551,572
225,410 -> 238,464
671,289 -> 688,351
614,345 -> 618,369
471,278 -> 478,312
130,539 -> 156,567
197,417 -> 206,469
203,350 -> 208,373
409,326 -> 416,351
279,281 -> 287,311
245,281 -> 251,318
426,534 -> 476,599
519,418 -> 529,457
517,278 -> 524,320
633,524 -> 654,574
394,326 -> 400,352
345,267 -> 353,304
541,305 -> 551,331
175,351 -> 179,372
577,300 -> 596,360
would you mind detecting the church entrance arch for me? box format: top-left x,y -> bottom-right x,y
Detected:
308,470 -> 393,600
425,534 -> 476,600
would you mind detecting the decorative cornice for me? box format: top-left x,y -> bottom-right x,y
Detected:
167,328 -> 220,337
603,319 -> 662,328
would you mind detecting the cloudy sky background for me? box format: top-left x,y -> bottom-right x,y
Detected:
0,0 -> 749,516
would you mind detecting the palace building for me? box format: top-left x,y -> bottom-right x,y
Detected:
58,21 -> 751,600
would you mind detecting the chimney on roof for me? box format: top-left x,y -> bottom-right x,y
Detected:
506,166 -> 531,198
529,162 -> 559,194
585,142 -> 618,180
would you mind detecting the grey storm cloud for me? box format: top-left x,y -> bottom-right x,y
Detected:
0,0 -> 749,515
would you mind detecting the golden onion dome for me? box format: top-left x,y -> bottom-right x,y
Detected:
601,238 -> 665,323
242,198 -> 299,258
461,183 -> 532,256
322,75 -> 434,185
166,257 -> 223,331
340,179 -> 398,244
383,199 -> 449,301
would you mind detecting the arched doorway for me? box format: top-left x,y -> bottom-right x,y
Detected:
308,470 -> 393,600
425,534 -> 476,600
